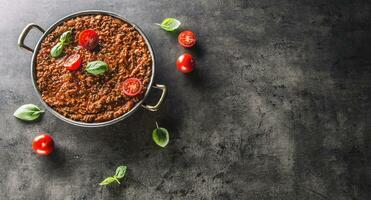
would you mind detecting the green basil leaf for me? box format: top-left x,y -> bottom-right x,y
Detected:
156,18 -> 181,31
114,165 -> 127,179
85,61 -> 108,75
50,42 -> 64,58
152,123 -> 169,147
100,165 -> 127,186
59,31 -> 72,45
99,177 -> 116,186
13,104 -> 44,121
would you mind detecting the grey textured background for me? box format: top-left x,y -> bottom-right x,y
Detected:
1,0 -> 371,199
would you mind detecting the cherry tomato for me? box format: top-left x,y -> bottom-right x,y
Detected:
78,29 -> 99,50
121,78 -> 143,97
176,53 -> 195,73
32,134 -> 54,156
64,54 -> 82,71
178,30 -> 197,48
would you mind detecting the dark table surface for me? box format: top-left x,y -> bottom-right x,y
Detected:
1,0 -> 371,199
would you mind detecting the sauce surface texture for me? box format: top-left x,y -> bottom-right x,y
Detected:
36,15 -> 152,122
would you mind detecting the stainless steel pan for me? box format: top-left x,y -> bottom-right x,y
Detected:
18,10 -> 166,127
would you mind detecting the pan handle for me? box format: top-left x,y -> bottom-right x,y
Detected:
141,84 -> 167,111
18,23 -> 45,52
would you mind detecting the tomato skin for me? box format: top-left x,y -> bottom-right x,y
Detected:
178,30 -> 197,48
32,134 -> 54,156
64,54 -> 82,71
121,78 -> 143,97
78,29 -> 99,50
176,53 -> 195,73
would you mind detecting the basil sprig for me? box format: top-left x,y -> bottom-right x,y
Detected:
50,43 -> 64,58
156,18 -> 181,31
85,61 -> 108,75
50,30 -> 72,58
59,31 -> 72,45
152,122 -> 169,147
13,104 -> 44,121
100,165 -> 127,186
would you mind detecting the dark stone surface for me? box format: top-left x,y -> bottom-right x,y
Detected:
1,0 -> 371,199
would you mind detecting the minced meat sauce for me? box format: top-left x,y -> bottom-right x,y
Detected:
35,15 -> 152,122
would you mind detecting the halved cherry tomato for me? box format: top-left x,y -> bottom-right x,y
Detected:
176,53 -> 195,73
64,54 -> 82,71
32,134 -> 54,156
121,78 -> 143,97
178,30 -> 197,48
78,29 -> 99,50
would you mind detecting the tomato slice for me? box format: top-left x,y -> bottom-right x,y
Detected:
178,30 -> 197,48
78,29 -> 99,50
64,54 -> 82,71
121,78 -> 143,97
